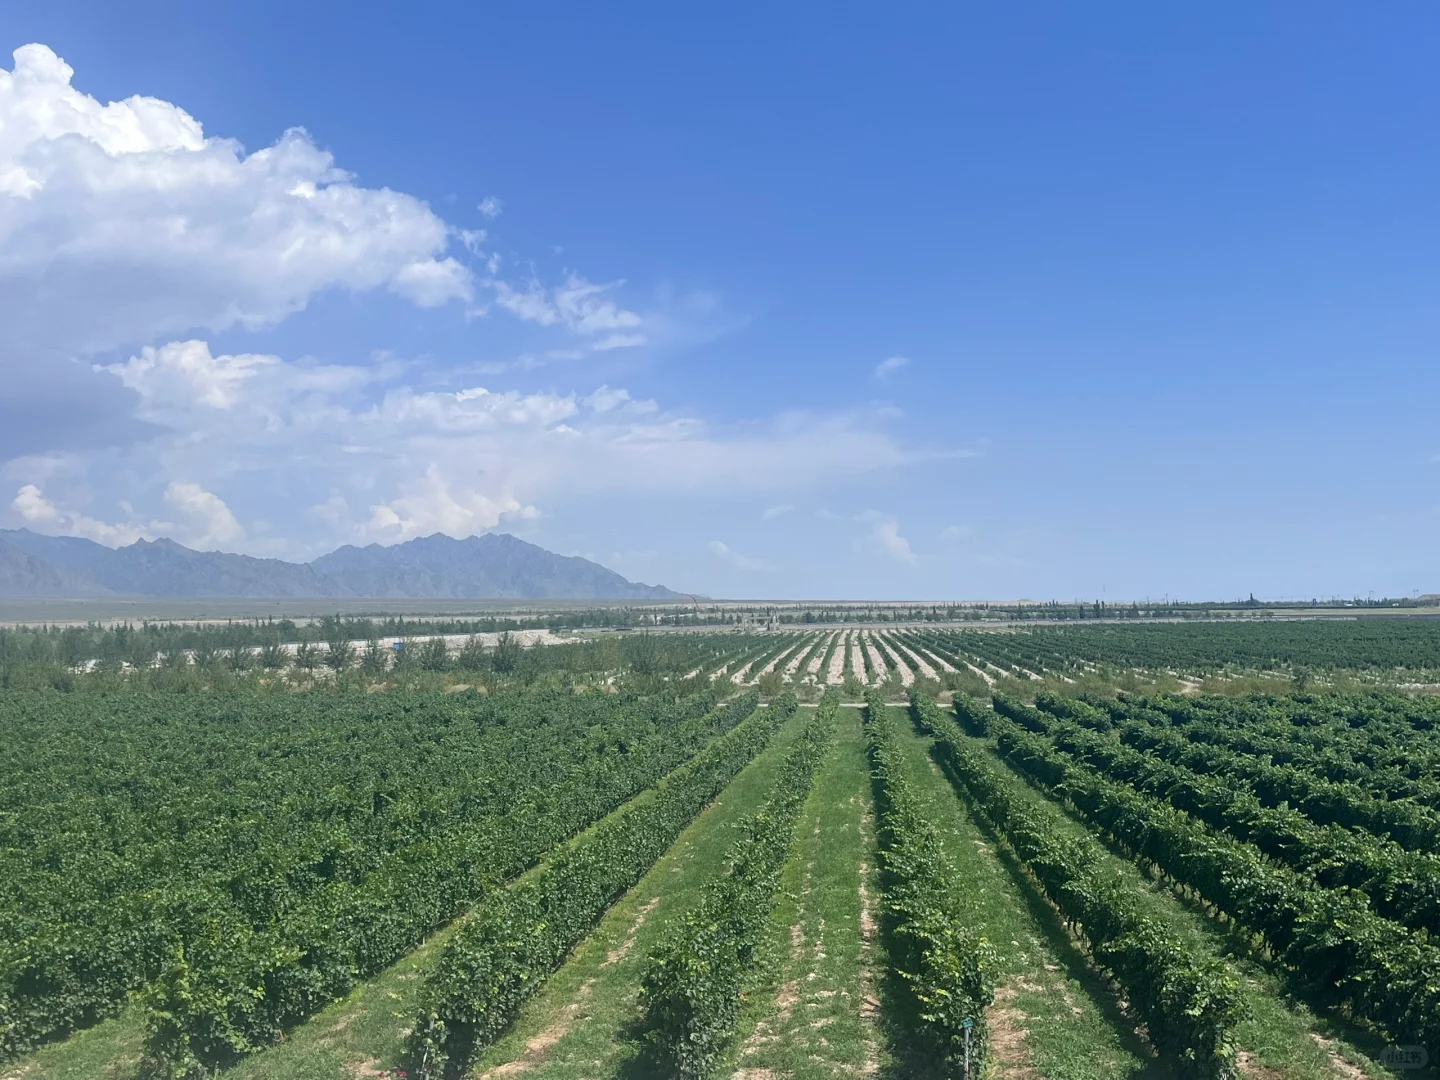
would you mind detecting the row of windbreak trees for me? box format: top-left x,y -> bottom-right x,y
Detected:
9,616 -> 1440,683
0,615 -> 526,668
0,618 -> 839,679
0,632 -> 545,692
0,612 -> 680,668
0,628 -> 791,694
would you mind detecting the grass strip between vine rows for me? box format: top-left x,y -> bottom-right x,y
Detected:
863,692 -> 993,1077
963,695 -> 1440,1053
639,689 -> 839,1078
918,694 -> 1246,1080
402,691 -> 797,1079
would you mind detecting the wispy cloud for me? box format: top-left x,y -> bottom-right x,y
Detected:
941,524 -> 974,539
872,355 -> 909,381
488,274 -> 648,350
762,504 -> 796,520
478,195 -> 503,218
707,540 -> 774,571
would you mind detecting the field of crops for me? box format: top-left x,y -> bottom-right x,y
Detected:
2,621 -> 1439,1079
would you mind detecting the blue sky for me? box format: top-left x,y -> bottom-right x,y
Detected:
0,2 -> 1436,600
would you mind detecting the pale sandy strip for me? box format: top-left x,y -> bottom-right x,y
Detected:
807,633 -> 835,677
892,640 -> 938,680
754,639 -> 798,681
917,639 -> 992,683
826,633 -> 848,685
966,661 -> 997,685
973,657 -> 1008,682
911,642 -> 958,674
783,636 -> 817,679
861,633 -> 888,685
875,635 -> 914,687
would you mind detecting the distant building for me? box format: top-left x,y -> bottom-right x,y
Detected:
735,610 -> 780,631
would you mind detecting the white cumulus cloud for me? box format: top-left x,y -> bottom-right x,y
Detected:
0,44 -> 473,355
12,483 -> 159,546
363,464 -> 540,543
0,43 -> 474,459
101,340 -> 279,410
0,336 -> 954,558
858,513 -> 917,564
163,481 -> 243,548
12,479 -> 243,550
0,44 -> 968,568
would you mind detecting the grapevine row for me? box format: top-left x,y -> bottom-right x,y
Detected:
966,698 -> 1440,1052
137,691 -> 760,1078
402,693 -> 795,1079
1071,698 -> 1440,851
640,690 -> 838,1077
0,688 -> 729,1061
865,692 -> 993,1076
1017,696 -> 1440,936
918,696 -> 1245,1080
1096,693 -> 1440,808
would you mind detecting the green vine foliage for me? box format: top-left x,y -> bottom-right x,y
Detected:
0,689 -> 736,1063
1023,694 -> 1440,937
640,690 -> 838,1078
1052,694 -> 1440,852
925,696 -> 1245,1080
919,621 -> 1440,675
405,691 -> 790,1079
975,697 -> 1440,1052
866,692 -> 993,1077
1048,690 -> 1440,806
126,690 -> 753,1078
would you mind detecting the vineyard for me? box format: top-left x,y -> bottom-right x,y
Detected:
2,620 -> 1439,1079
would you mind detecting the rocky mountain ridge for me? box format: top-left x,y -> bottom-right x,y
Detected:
0,529 -> 684,600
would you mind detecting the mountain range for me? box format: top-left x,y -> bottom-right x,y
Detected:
0,529 -> 686,600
